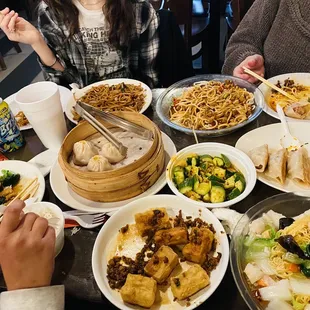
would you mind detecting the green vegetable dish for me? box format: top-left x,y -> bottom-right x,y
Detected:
0,170 -> 21,205
172,153 -> 246,203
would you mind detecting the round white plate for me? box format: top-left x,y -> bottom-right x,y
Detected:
166,143 -> 257,209
92,194 -> 229,310
50,132 -> 176,213
65,78 -> 152,124
259,72 -> 310,122
235,122 -> 310,193
5,86 -> 73,131
0,160 -> 45,202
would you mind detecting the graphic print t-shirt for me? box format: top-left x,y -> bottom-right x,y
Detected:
74,0 -> 127,79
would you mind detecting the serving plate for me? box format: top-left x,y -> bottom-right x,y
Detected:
259,72 -> 310,122
166,143 -> 257,209
65,78 -> 152,124
0,160 -> 45,202
5,86 -> 73,131
235,122 -> 310,192
50,132 -> 176,213
92,194 -> 229,310
156,75 -> 264,137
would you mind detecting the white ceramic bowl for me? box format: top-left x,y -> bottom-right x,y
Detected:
92,195 -> 229,310
24,202 -> 64,256
166,143 -> 257,209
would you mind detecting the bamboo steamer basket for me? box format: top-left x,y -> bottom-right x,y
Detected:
58,111 -> 165,202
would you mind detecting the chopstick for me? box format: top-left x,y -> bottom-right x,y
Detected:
7,178 -> 38,207
242,67 -> 298,101
192,128 -> 199,144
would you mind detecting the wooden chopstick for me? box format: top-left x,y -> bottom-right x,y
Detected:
242,67 -> 298,101
192,128 -> 199,144
7,178 -> 38,207
20,182 -> 39,201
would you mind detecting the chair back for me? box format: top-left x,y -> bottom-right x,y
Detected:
163,0 -> 193,47
230,0 -> 255,30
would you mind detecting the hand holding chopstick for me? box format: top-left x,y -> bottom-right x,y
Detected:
242,67 -> 298,102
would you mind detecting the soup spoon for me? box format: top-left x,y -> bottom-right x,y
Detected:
276,104 -> 302,151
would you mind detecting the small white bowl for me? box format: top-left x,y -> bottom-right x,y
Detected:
166,143 -> 257,209
24,202 -> 64,256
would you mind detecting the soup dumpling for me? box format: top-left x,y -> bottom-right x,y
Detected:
73,140 -> 98,166
101,142 -> 125,164
87,155 -> 113,172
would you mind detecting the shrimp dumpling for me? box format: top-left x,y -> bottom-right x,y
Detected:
87,155 -> 112,172
101,142 -> 125,164
73,140 -> 98,166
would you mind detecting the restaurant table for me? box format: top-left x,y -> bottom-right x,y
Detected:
0,91 -> 282,310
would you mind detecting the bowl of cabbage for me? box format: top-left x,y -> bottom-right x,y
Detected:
231,192 -> 310,310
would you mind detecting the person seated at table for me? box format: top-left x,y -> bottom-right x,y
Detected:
0,0 -> 159,88
222,0 -> 310,83
0,200 -> 64,310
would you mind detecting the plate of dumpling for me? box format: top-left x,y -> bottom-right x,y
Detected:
236,122 -> 310,192
53,112 -> 177,213
92,195 -> 229,310
259,73 -> 310,122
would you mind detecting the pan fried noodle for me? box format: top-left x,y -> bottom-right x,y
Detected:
169,80 -> 254,130
268,79 -> 310,111
73,83 -> 146,120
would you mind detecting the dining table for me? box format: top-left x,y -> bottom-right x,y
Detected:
0,89 -> 282,310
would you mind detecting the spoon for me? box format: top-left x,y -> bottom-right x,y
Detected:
276,104 -> 302,151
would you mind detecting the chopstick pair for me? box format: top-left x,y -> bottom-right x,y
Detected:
7,177 -> 39,207
242,67 -> 298,102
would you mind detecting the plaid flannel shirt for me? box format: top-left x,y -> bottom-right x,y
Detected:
37,0 -> 159,88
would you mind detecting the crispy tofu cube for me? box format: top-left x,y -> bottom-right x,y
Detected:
144,245 -> 179,283
171,264 -> 210,300
120,274 -> 157,308
182,227 -> 214,264
154,227 -> 188,246
135,208 -> 171,236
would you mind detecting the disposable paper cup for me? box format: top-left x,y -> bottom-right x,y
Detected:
15,82 -> 67,150
24,202 -> 65,256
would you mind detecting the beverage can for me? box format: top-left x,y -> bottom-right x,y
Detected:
0,97 -> 24,153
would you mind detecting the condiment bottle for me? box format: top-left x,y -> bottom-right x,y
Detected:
0,97 -> 24,153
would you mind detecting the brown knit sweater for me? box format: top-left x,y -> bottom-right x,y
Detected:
222,0 -> 310,78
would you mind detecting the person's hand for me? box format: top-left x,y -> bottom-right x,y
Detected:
233,54 -> 265,83
0,200 -> 56,291
0,8 -> 42,46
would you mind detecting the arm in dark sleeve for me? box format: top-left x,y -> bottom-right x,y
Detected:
36,3 -> 79,86
222,0 -> 280,74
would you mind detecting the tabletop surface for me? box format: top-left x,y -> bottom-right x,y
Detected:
0,93 -> 282,309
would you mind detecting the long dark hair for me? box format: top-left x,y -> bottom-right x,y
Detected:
44,0 -> 134,47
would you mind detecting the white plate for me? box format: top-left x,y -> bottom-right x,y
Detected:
50,132 -> 176,213
0,160 -> 45,202
259,72 -> 310,122
235,122 -> 310,192
65,78 -> 152,124
92,194 -> 229,310
166,143 -> 257,209
5,86 -> 73,131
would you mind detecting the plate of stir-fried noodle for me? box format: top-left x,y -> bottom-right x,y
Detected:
66,78 -> 152,124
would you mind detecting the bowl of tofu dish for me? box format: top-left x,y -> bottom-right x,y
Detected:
92,194 -> 229,310
166,143 -> 257,209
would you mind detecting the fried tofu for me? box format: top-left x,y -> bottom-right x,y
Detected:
135,208 -> 171,236
171,264 -> 210,300
144,245 -> 179,283
154,227 -> 188,246
120,274 -> 157,308
182,227 -> 214,264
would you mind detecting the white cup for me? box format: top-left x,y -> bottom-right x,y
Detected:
15,82 -> 67,150
24,201 -> 65,257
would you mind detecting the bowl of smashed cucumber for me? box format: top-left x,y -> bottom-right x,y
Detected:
166,143 -> 257,209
